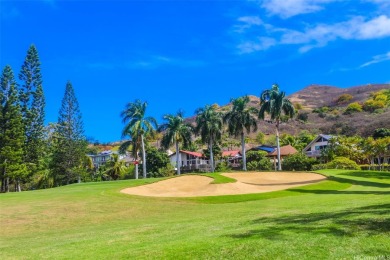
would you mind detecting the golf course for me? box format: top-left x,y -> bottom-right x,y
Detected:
1,169 -> 389,259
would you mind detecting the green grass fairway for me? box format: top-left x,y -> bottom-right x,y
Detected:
1,170 -> 390,259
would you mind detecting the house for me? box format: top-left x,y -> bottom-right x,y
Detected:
169,150 -> 209,172
88,150 -> 112,168
222,150 -> 242,167
267,145 -> 298,169
302,134 -> 333,158
87,150 -> 135,168
249,145 -> 297,158
249,145 -> 298,169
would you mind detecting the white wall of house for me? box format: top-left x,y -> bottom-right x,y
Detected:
169,152 -> 208,167
306,141 -> 329,156
304,135 -> 332,158
169,153 -> 188,167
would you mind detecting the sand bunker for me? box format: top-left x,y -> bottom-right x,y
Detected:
120,172 -> 326,197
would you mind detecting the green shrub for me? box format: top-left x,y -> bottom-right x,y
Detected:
321,107 -> 329,113
282,153 -> 317,171
363,99 -> 386,112
373,128 -> 390,139
313,106 -> 329,114
345,102 -> 362,114
374,109 -> 385,114
247,150 -> 268,162
246,150 -> 273,171
318,112 -> 326,118
294,103 -> 303,110
297,112 -> 309,122
336,94 -> 353,104
255,132 -> 265,144
326,157 -> 360,170
247,159 -> 272,171
215,161 -> 232,172
119,165 -> 135,180
157,164 -> 175,177
145,146 -> 171,174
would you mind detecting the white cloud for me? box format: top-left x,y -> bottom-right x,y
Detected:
236,15 -> 390,53
238,37 -> 277,53
357,15 -> 390,39
260,0 -> 337,18
238,16 -> 263,25
290,15 -> 390,52
365,0 -> 390,6
234,16 -> 263,33
360,51 -> 390,67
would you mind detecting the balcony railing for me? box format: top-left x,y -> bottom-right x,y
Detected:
305,151 -> 322,157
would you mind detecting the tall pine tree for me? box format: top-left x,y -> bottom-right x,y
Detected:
19,44 -> 46,172
51,81 -> 86,185
0,66 -> 27,192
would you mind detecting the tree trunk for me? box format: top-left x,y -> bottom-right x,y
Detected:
135,164 -> 139,179
141,134 -> 147,178
176,140 -> 181,175
1,168 -> 4,192
78,175 -> 81,183
241,132 -> 247,171
6,177 -> 9,193
276,121 -> 282,171
209,139 -> 214,172
378,156 -> 382,171
17,179 -> 21,192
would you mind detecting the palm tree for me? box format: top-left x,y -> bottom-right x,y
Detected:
120,100 -> 157,179
159,111 -> 193,175
104,154 -> 127,180
195,105 -> 223,172
223,96 -> 258,171
259,84 -> 295,171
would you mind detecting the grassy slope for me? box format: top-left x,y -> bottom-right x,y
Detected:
0,170 -> 389,259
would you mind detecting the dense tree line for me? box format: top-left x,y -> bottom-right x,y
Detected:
2,46 -> 389,191
0,45 -> 87,192
120,84 -> 296,177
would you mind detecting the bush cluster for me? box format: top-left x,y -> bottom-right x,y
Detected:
336,94 -> 353,104
246,150 -> 272,171
344,102 -> 363,114
282,153 -> 317,171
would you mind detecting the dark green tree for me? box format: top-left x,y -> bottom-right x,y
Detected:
160,111 -> 193,175
223,96 -> 258,171
143,146 -> 170,176
282,153 -> 316,171
51,81 -> 86,185
259,84 -> 295,170
373,128 -> 390,139
195,105 -> 223,172
246,150 -> 272,171
0,66 -> 27,192
18,44 -> 46,172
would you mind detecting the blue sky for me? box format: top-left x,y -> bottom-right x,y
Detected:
1,0 -> 390,143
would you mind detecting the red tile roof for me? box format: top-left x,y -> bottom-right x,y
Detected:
267,145 -> 297,156
222,150 -> 241,157
179,150 -> 204,157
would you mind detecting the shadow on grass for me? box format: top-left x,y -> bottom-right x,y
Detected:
241,179 -> 325,187
289,176 -> 390,195
228,203 -> 390,239
339,171 -> 390,180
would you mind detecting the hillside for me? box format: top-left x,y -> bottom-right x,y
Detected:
184,83 -> 390,138
288,84 -> 390,109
